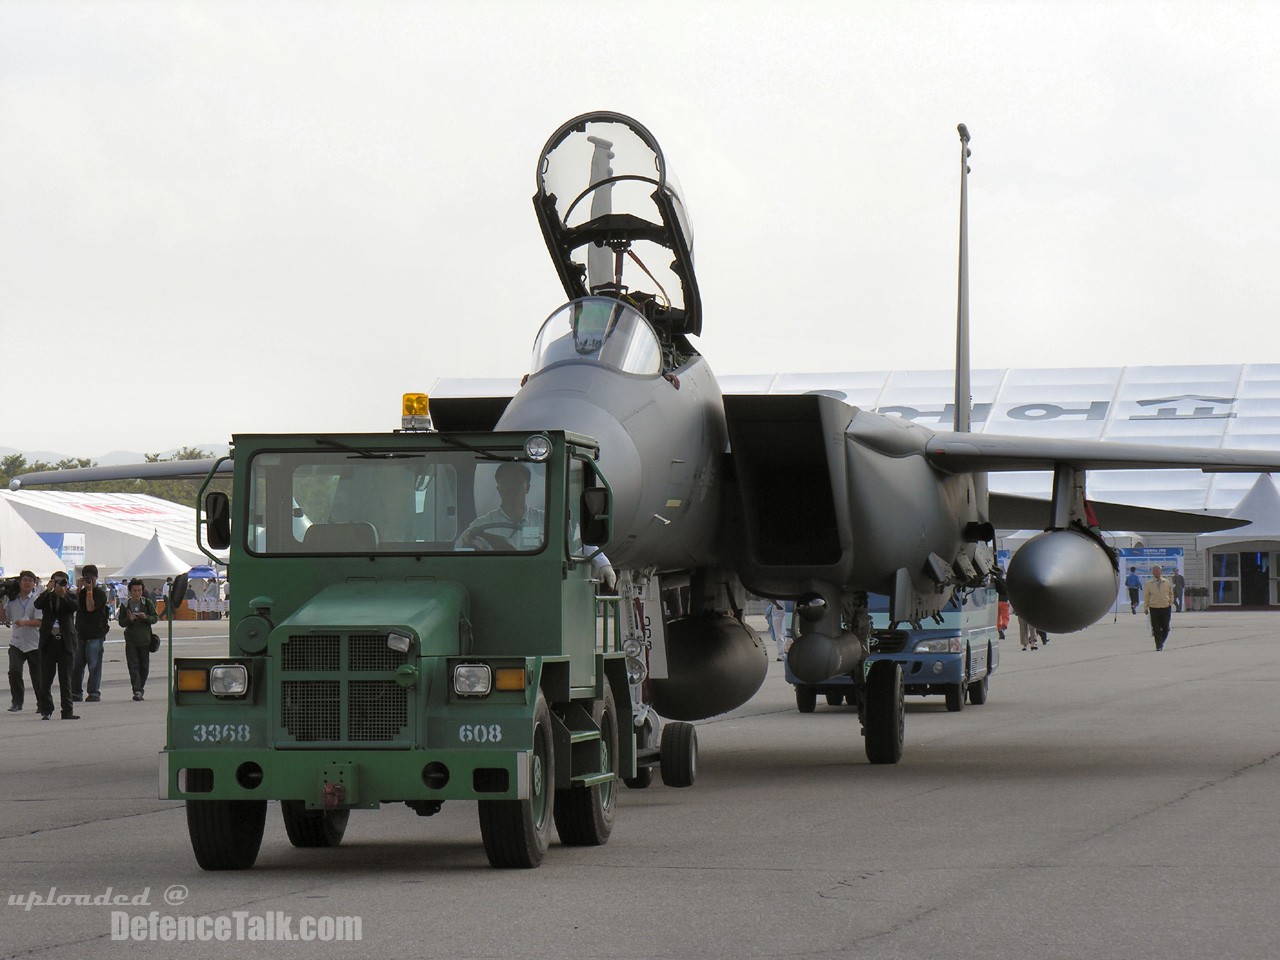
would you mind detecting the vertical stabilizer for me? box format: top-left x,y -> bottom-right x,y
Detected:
954,124 -> 972,434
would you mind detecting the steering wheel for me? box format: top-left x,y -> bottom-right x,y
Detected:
465,522 -> 518,552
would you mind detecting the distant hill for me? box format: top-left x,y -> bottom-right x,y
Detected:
0,444 -> 231,465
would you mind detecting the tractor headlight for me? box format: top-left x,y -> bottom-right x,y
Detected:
209,664 -> 249,697
454,663 -> 492,697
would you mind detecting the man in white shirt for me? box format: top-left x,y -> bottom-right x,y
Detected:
4,571 -> 42,712
458,462 -> 546,551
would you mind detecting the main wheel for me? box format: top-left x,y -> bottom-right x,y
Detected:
795,687 -> 817,713
186,799 -> 267,870
478,694 -> 555,868
944,683 -> 966,712
864,661 -> 905,765
968,672 -> 989,705
659,721 -> 697,788
824,690 -> 844,707
554,686 -> 619,846
281,801 -> 349,848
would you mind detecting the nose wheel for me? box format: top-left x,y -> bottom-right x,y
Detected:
862,660 -> 904,764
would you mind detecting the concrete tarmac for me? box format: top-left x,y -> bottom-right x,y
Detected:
3,611 -> 1279,959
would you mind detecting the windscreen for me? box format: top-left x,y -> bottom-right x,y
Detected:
246,449 -> 547,555
529,297 -> 662,376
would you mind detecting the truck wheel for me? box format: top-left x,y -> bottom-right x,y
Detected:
554,687 -> 618,846
864,661 -> 904,765
968,673 -> 989,705
944,683 -> 966,712
186,799 -> 267,870
795,687 -> 817,713
281,800 -> 349,848
478,694 -> 554,868
824,690 -> 844,707
660,721 -> 697,787
624,713 -> 656,789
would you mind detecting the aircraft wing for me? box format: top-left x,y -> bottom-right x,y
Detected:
7,458 -> 229,490
988,492 -> 1248,533
925,433 -> 1280,475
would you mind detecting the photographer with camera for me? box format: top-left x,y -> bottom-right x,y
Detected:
73,564 -> 110,703
118,578 -> 158,701
34,570 -> 79,720
4,571 -> 43,713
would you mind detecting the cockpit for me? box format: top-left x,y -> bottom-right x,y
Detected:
529,297 -> 663,377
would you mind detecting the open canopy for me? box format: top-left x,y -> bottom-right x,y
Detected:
533,111 -> 701,341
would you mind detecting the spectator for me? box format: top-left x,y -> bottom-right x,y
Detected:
1171,569 -> 1186,613
73,564 -> 111,703
34,571 -> 79,720
1124,566 -> 1142,615
5,571 -> 43,713
1144,564 -> 1176,651
118,578 -> 159,701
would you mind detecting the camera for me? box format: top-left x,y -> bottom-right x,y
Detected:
0,577 -> 19,603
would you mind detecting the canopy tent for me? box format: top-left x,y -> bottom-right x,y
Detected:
1196,475 -> 1280,552
0,497 -> 66,575
114,530 -> 192,580
186,565 -> 221,579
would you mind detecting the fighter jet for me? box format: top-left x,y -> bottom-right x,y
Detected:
15,112 -> 1280,765
430,111 -> 1280,763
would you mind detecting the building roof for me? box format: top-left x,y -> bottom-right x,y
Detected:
1197,475 -> 1280,550
0,490 -> 223,574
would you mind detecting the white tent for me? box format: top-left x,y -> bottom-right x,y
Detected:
0,497 -> 65,576
114,530 -> 193,579
1196,475 -> 1280,552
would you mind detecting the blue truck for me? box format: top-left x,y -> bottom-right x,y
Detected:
786,588 -> 1000,713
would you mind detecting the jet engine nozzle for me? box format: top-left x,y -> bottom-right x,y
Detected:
787,630 -> 864,685
648,614 -> 768,721
1006,528 -> 1118,634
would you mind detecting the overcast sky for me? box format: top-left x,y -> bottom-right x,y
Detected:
4,1 -> 1279,456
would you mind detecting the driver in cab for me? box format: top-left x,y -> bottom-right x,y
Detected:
458,462 -> 545,551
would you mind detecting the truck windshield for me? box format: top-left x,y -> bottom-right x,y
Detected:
246,449 -> 548,555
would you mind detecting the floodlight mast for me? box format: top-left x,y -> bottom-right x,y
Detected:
954,122 -> 972,436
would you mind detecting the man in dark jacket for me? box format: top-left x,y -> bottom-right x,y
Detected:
73,564 -> 111,703
33,571 -> 79,720
119,578 -> 158,701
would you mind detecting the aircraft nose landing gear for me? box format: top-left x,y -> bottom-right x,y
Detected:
861,660 -> 905,764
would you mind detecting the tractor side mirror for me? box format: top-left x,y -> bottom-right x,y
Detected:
580,487 -> 610,547
206,492 -> 231,550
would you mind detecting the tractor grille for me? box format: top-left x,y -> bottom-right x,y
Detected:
282,634 -> 341,671
278,633 -> 410,745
